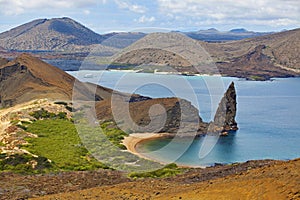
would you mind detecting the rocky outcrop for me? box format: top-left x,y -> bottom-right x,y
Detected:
96,97 -> 205,135
96,82 -> 238,136
210,82 -> 238,134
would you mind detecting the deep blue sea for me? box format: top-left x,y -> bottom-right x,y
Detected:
68,70 -> 300,167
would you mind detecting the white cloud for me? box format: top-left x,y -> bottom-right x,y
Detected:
157,0 -> 300,27
136,15 -> 156,23
115,0 -> 147,13
83,10 -> 91,15
0,0 -> 98,15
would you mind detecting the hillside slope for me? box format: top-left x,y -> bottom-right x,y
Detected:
0,17 -> 116,52
0,54 -> 104,106
113,29 -> 300,79
34,158 -> 300,200
204,28 -> 300,71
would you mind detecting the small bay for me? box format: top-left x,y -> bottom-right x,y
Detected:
68,70 -> 300,167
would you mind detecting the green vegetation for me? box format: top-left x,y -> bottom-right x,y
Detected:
23,119 -> 109,171
100,122 -> 129,150
29,108 -> 67,120
1,108 -> 163,173
128,163 -> 183,178
0,153 -> 53,174
10,119 -> 20,125
0,142 -> 5,146
248,75 -> 266,81
76,119 -> 163,171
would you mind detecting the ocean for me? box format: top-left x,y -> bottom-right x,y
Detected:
68,70 -> 300,167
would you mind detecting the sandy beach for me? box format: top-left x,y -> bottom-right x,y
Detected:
122,133 -> 172,161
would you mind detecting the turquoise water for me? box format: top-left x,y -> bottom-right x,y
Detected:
68,70 -> 300,167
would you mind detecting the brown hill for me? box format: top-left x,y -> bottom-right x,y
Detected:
206,28 -> 300,79
0,54 -> 152,107
114,48 -> 193,71
0,54 -> 104,107
216,44 -> 297,80
211,28 -> 300,71
112,32 -> 210,73
113,29 -> 300,79
0,17 -> 117,53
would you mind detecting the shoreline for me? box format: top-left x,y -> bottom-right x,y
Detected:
122,133 -> 300,169
122,133 -> 208,168
122,133 -> 174,166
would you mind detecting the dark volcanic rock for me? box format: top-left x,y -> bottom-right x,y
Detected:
211,82 -> 238,133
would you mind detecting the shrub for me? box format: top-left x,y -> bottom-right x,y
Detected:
29,109 -> 67,120
0,153 -> 54,174
100,122 -> 129,149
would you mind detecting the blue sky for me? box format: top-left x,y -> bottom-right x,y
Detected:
0,0 -> 299,33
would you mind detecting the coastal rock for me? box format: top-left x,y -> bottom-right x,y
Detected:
211,82 -> 238,133
96,97 -> 204,135
96,82 -> 238,136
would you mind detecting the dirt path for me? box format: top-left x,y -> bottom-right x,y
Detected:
0,99 -> 48,135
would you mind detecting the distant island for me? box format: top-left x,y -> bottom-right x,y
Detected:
0,17 -> 299,81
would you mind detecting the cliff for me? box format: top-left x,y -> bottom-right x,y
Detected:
211,82 -> 238,134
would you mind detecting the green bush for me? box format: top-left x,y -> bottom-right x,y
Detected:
100,122 -> 129,149
29,109 -> 67,120
0,153 -> 53,174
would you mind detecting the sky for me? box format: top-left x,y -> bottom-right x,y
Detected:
0,0 -> 299,34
